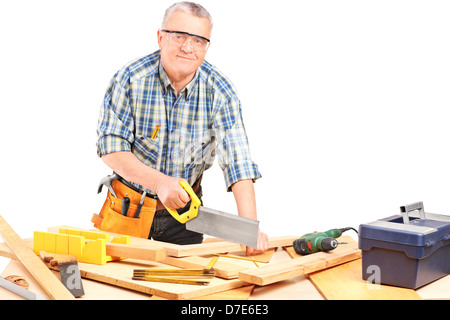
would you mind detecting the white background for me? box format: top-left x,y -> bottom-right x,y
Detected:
1,0 -> 450,270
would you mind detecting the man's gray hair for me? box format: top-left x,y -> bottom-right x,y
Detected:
162,2 -> 213,32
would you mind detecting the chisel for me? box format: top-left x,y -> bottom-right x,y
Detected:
0,276 -> 48,300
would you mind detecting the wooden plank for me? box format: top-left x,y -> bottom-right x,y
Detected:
238,236 -> 361,286
164,236 -> 298,257
0,216 -> 75,300
106,242 -> 166,262
308,259 -> 422,300
161,248 -> 277,280
416,275 -> 450,300
166,249 -> 276,279
151,285 -> 255,300
189,285 -> 254,300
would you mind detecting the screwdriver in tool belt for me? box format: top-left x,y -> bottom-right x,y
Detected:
134,192 -> 146,218
121,197 -> 130,216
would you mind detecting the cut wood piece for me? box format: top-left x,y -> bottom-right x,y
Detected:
225,248 -> 276,263
106,242 -> 166,262
238,236 -> 361,286
308,259 -> 422,300
165,236 -> 298,257
0,216 -> 75,300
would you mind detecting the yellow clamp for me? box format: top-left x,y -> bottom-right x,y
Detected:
165,180 -> 201,224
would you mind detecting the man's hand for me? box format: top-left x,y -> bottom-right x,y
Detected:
246,230 -> 269,255
154,176 -> 190,210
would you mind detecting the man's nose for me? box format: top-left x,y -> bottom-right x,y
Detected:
181,39 -> 194,53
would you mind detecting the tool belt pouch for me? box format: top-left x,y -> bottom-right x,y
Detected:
91,180 -> 156,239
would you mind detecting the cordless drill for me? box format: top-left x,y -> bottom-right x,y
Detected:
293,227 -> 357,255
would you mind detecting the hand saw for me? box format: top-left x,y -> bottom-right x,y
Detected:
165,181 -> 259,248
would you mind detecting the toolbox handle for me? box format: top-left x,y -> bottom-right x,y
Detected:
400,201 -> 426,224
165,181 -> 201,224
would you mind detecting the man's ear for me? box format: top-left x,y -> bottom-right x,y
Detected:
157,29 -> 163,50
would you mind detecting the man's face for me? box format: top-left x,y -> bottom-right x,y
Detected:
158,11 -> 211,82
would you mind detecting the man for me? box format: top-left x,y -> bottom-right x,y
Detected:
96,2 -> 268,254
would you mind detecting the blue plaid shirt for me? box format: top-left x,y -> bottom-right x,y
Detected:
97,50 -> 261,194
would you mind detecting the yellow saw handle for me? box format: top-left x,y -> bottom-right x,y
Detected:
165,180 -> 201,224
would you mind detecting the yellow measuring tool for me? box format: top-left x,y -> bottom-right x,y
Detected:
132,275 -> 210,286
132,268 -> 215,286
133,268 -> 215,277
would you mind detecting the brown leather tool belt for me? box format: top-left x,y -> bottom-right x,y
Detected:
92,175 -> 203,238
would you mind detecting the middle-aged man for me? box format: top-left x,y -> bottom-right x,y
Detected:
96,2 -> 268,254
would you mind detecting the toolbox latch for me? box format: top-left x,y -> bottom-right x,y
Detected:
400,201 -> 426,224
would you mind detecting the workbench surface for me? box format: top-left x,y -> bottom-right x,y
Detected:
1,248 -> 448,300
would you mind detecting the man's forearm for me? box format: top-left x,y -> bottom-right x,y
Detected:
101,151 -> 165,192
231,179 -> 268,253
231,179 -> 258,220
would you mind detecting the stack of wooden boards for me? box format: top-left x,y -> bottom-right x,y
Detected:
0,223 -> 367,300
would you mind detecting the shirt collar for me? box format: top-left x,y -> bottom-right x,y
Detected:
158,60 -> 199,100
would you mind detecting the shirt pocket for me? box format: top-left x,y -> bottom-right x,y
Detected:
184,133 -> 216,168
132,134 -> 160,166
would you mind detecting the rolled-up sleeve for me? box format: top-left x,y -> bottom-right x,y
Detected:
214,95 -> 262,191
96,70 -> 135,157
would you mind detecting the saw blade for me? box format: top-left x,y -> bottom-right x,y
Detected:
185,206 -> 259,248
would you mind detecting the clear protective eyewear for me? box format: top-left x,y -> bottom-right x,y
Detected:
162,29 -> 210,52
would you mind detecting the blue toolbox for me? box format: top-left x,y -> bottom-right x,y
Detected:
358,202 -> 450,289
